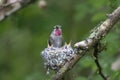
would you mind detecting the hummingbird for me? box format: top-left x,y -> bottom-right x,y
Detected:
48,25 -> 64,48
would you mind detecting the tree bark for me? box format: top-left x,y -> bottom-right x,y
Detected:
0,0 -> 36,21
52,6 -> 120,80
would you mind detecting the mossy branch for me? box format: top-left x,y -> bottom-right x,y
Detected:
0,0 -> 36,21
52,6 -> 120,80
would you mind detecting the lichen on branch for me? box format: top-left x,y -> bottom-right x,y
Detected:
52,6 -> 120,80
0,0 -> 36,21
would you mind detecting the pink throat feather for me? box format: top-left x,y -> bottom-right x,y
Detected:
55,29 -> 61,36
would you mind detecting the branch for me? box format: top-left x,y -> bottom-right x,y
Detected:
52,6 -> 120,80
93,42 -> 107,80
0,0 -> 36,22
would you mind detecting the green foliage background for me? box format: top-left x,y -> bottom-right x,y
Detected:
0,0 -> 120,80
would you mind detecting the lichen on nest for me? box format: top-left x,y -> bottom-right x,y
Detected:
41,43 -> 75,73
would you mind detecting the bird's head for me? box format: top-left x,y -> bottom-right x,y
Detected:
53,25 -> 62,36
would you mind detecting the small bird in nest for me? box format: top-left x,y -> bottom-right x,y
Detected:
48,25 -> 64,48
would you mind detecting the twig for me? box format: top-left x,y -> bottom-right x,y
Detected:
0,0 -> 36,22
93,43 -> 107,80
52,6 -> 120,80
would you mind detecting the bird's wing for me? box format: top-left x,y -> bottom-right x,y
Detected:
48,36 -> 54,46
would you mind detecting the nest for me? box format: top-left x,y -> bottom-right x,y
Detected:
41,44 -> 74,72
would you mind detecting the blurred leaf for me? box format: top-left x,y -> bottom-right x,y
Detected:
111,71 -> 120,80
91,12 -> 106,21
74,4 -> 89,21
75,76 -> 87,80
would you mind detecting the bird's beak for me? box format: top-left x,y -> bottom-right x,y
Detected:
68,41 -> 71,46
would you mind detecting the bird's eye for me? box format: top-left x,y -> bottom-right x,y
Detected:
53,25 -> 62,29
57,25 -> 62,28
